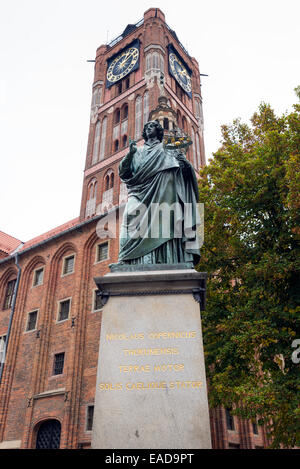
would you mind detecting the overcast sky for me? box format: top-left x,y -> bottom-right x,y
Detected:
0,0 -> 299,242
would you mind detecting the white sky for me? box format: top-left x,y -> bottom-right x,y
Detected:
0,0 -> 299,242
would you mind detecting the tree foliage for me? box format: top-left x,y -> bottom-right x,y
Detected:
197,89 -> 300,448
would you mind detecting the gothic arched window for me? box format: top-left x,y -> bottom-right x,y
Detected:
86,179 -> 97,218
114,109 -> 120,125
122,104 -> 128,120
114,139 -> 119,152
110,173 -> 114,189
122,135 -> 128,148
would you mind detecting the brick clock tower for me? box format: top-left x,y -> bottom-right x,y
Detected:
79,7 -> 205,225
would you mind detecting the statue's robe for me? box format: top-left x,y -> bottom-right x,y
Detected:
118,139 -> 200,266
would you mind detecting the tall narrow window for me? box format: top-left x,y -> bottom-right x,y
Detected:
58,299 -> 71,322
53,353 -> 65,375
92,87 -> 102,107
63,255 -> 75,275
86,180 -> 97,218
92,121 -> 101,164
110,173 -> 114,189
99,117 -> 107,160
153,52 -> 159,69
160,54 -> 164,74
196,133 -> 201,168
0,335 -> 6,364
114,109 -> 120,125
33,268 -> 44,286
122,104 -> 128,120
191,128 -> 197,168
146,53 -> 151,72
122,135 -> 127,148
225,408 -> 235,431
86,405 -> 94,431
97,242 -> 109,262
26,310 -> 38,332
143,91 -> 149,125
252,421 -> 258,435
135,96 -> 142,140
3,279 -> 16,310
114,140 -> 119,152
93,290 -> 104,312
177,110 -> 182,129
105,174 -> 110,191
117,82 -> 122,96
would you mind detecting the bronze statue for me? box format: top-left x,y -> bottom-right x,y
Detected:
118,120 -> 200,267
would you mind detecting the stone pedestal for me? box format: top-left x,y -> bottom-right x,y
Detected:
91,269 -> 211,449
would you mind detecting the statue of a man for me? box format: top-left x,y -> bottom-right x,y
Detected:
118,120 -> 200,266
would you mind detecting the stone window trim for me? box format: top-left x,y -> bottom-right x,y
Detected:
94,240 -> 110,265
32,267 -> 45,288
92,288 -> 104,313
25,309 -> 39,333
61,253 -> 76,277
56,297 -> 72,324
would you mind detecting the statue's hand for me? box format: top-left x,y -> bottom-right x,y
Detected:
129,141 -> 137,156
174,152 -> 186,163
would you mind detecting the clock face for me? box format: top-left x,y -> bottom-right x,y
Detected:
107,47 -> 139,84
169,52 -> 192,95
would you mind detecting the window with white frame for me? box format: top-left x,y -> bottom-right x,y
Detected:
26,310 -> 38,332
62,255 -> 75,276
33,268 -> 44,287
96,242 -> 109,263
58,299 -> 71,322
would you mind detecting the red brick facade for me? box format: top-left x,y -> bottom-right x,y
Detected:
0,8 -> 267,449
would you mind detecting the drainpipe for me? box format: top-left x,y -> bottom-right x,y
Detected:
0,253 -> 22,384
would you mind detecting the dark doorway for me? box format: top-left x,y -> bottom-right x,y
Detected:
36,420 -> 61,449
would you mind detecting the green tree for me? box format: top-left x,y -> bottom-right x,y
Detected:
197,89 -> 300,448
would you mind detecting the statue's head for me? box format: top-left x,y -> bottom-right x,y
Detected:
142,120 -> 164,142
